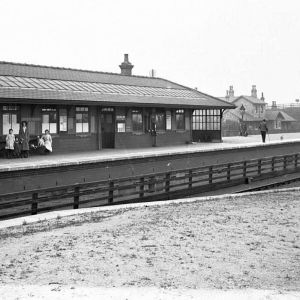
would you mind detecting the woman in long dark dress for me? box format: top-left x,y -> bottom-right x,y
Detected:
19,121 -> 30,158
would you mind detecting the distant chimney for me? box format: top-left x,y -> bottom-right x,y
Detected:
251,85 -> 257,98
261,92 -> 265,101
225,90 -> 229,100
272,101 -> 277,109
119,54 -> 134,76
229,85 -> 234,97
149,69 -> 156,77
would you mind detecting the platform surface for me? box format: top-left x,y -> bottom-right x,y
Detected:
0,132 -> 300,172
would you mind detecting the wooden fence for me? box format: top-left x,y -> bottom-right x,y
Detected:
0,153 -> 299,220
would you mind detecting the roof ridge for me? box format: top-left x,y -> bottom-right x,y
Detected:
0,60 -> 161,81
0,74 -> 193,91
152,77 -> 236,106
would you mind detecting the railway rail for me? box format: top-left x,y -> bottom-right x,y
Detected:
0,152 -> 299,220
236,175 -> 300,193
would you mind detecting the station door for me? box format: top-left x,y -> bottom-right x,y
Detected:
101,108 -> 115,148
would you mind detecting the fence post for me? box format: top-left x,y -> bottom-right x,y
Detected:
227,164 -> 231,181
243,161 -> 247,178
271,157 -> 275,172
148,176 -> 155,193
295,154 -> 298,168
258,159 -> 261,176
188,170 -> 193,189
139,177 -> 145,198
209,166 -> 213,184
73,186 -> 80,209
283,156 -> 287,170
108,181 -> 114,203
165,173 -> 171,194
31,192 -> 38,215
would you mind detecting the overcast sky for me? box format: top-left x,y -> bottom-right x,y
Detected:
0,0 -> 299,104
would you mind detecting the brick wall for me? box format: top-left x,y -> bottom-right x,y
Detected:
115,131 -> 191,148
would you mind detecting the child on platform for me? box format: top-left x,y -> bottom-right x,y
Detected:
5,129 -> 15,158
14,137 -> 21,158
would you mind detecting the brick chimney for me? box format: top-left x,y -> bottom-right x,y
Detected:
229,85 -> 234,97
261,92 -> 265,101
251,85 -> 257,98
119,54 -> 134,76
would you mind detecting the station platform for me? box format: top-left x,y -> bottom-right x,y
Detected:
1,132 -> 300,173
1,132 -> 300,194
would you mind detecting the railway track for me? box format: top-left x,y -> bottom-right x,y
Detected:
236,175 -> 300,193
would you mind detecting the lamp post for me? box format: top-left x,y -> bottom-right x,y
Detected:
239,104 -> 246,136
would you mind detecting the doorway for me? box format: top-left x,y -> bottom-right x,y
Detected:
101,108 -> 115,148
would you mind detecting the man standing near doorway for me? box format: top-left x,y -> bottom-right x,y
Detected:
19,120 -> 30,157
259,119 -> 268,143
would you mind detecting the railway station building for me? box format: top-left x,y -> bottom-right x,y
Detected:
0,55 -> 234,153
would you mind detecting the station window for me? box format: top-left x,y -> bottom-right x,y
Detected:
155,109 -> 166,131
175,109 -> 185,130
132,109 -> 143,132
42,107 -> 57,134
76,107 -> 89,133
192,109 -> 220,130
59,109 -> 67,132
2,105 -> 20,135
116,114 -> 126,133
275,119 -> 281,129
101,107 -> 114,112
192,110 -> 204,130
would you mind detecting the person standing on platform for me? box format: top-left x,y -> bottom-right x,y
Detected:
14,137 -> 21,158
259,119 -> 268,143
41,129 -> 53,154
5,129 -> 15,158
19,121 -> 30,158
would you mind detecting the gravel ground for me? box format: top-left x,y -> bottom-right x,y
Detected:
0,190 -> 299,299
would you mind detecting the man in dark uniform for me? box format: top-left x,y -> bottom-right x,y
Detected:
259,119 -> 268,143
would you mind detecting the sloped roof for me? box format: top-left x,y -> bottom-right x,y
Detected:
0,61 -> 183,88
219,96 -> 239,103
227,109 -> 262,122
0,62 -> 234,109
233,95 -> 266,105
265,110 -> 296,122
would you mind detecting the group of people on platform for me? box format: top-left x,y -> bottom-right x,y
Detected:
4,119 -> 269,158
5,121 -> 52,158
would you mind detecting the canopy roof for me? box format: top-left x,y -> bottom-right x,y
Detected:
0,62 -> 235,109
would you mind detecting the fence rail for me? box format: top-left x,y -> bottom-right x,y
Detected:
0,153 -> 299,220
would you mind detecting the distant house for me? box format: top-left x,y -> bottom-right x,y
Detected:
220,85 -> 266,134
220,86 -> 296,135
265,101 -> 297,132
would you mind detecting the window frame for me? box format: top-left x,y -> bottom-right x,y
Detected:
59,108 -> 68,133
132,108 -> 143,132
175,109 -> 185,130
75,106 -> 89,134
192,109 -> 221,131
41,107 -> 57,134
116,112 -> 126,133
275,119 -> 281,129
2,105 -> 20,135
155,109 -> 166,131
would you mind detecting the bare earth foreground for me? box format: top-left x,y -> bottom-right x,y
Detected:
0,189 -> 299,299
